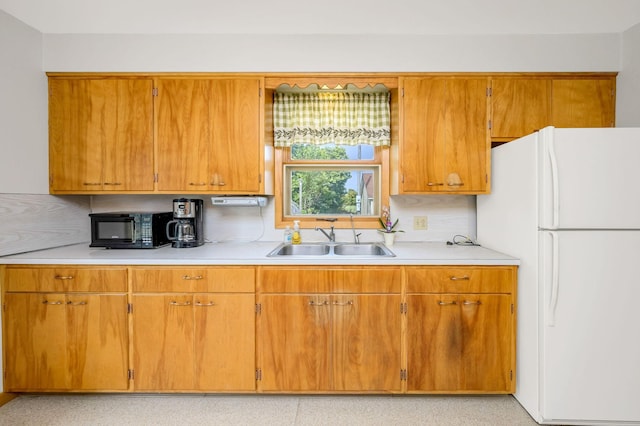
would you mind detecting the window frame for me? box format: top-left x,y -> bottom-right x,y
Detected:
275,146 -> 390,230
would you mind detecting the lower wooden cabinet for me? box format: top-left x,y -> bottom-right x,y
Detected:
2,264 -> 516,394
2,266 -> 129,391
405,266 -> 516,394
130,267 -> 256,392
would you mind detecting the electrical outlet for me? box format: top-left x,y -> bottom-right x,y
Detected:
413,216 -> 428,230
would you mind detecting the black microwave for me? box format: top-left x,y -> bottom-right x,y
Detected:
89,212 -> 173,249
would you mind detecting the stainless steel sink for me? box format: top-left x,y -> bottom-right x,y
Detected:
267,242 -> 395,257
267,243 -> 331,256
333,243 -> 394,257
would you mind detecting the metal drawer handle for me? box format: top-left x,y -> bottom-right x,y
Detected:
438,301 -> 457,306
169,301 -> 192,306
309,300 -> 329,307
195,301 -> 215,307
449,276 -> 470,281
427,182 -> 444,186
67,301 -> 87,306
188,182 -> 207,186
463,300 -> 482,306
447,182 -> 465,187
182,275 -> 203,280
103,182 -> 122,186
54,275 -> 74,280
42,300 -> 64,305
332,300 -> 353,306
82,182 -> 101,186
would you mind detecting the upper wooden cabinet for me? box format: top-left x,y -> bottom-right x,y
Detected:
551,78 -> 615,128
396,77 -> 490,194
490,78 -> 551,141
49,78 -> 154,193
156,78 -> 264,193
490,74 -> 616,143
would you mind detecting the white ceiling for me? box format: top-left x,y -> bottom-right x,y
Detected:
1,0 -> 640,35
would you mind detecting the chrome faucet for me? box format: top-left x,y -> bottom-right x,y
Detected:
315,226 -> 335,242
315,218 -> 337,242
350,214 -> 361,244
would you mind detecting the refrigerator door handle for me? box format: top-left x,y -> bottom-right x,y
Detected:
547,132 -> 560,229
547,230 -> 560,326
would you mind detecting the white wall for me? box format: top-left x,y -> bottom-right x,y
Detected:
42,33 -> 621,72
617,23 -> 640,126
0,11 -> 90,256
0,10 -> 48,193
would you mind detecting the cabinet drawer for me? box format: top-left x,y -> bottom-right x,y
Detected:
131,267 -> 255,293
259,267 -> 401,293
406,266 -> 515,293
4,266 -> 127,292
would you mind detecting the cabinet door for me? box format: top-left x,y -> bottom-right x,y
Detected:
132,295 -> 195,390
445,78 -> 489,192
66,294 -> 129,390
406,294 -> 513,392
406,294 -> 461,391
4,293 -> 69,390
49,78 -> 154,192
156,79 -> 213,191
552,79 -> 615,128
401,78 -> 446,192
491,78 -> 550,140
258,295 -> 331,391
209,79 -> 261,192
332,294 -> 402,391
194,293 -> 255,391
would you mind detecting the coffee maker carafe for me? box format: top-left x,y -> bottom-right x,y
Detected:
166,198 -> 204,248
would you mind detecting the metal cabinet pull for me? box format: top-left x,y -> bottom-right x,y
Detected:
438,301 -> 457,306
182,275 -> 203,280
83,182 -> 101,186
42,300 -> 64,305
188,182 -> 207,186
463,300 -> 482,306
447,182 -> 465,187
332,300 -> 354,306
103,182 -> 122,186
67,301 -> 87,306
427,182 -> 444,186
169,301 -> 192,306
449,276 -> 470,281
195,301 -> 215,307
54,275 -> 74,280
309,300 -> 329,307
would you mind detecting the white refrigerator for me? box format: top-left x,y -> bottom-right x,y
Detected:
477,127 -> 640,425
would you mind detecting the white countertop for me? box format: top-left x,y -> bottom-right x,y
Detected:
0,241 -> 519,266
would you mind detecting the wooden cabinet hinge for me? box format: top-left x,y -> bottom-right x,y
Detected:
256,369 -> 262,381
152,87 -> 158,97
128,369 -> 135,380
255,303 -> 261,314
400,369 -> 407,381
128,303 -> 133,314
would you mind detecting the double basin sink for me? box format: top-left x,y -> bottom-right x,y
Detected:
267,242 -> 395,258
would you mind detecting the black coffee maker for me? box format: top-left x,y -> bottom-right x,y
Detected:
166,198 -> 204,248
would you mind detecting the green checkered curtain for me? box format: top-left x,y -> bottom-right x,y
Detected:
273,92 -> 391,147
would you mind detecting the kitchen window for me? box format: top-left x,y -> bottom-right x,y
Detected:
273,88 -> 391,229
